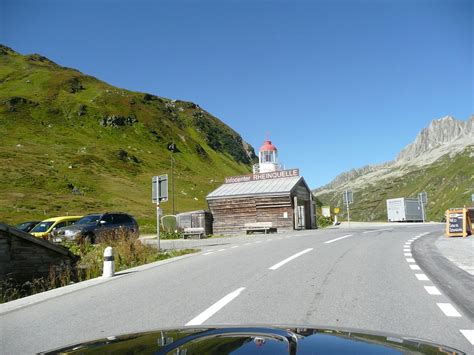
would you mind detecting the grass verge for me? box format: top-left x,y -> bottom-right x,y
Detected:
0,231 -> 198,303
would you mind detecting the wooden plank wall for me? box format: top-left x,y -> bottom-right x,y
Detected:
0,230 -> 76,282
208,195 -> 294,234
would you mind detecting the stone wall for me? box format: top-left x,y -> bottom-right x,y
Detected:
0,223 -> 78,282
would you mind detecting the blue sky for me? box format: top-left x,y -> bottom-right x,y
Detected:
1,0 -> 472,188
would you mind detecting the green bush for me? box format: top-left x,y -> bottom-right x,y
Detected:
317,215 -> 333,228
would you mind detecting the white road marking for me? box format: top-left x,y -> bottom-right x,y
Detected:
437,303 -> 462,317
185,287 -> 246,326
363,228 -> 393,234
424,286 -> 441,295
404,253 -> 412,257
255,241 -> 262,244
203,252 -> 214,255
217,248 -> 226,252
269,248 -> 313,270
406,241 -> 413,244
409,264 -> 421,270
403,248 -> 411,252
415,274 -> 429,281
406,258 -> 415,263
231,245 -> 239,249
244,243 -> 252,245
460,330 -> 474,345
324,234 -> 353,244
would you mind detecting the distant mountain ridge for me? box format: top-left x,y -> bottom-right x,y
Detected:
314,115 -> 473,221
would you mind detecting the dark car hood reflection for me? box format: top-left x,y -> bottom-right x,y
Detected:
39,325 -> 464,354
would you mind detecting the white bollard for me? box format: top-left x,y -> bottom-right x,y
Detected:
102,246 -> 115,278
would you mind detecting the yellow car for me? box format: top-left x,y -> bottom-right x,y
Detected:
30,216 -> 83,239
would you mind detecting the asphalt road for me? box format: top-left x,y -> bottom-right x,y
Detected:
1,224 -> 473,354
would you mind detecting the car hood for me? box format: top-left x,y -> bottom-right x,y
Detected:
39,325 -> 464,354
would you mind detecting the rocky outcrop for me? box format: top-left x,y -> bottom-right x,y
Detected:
99,115 -> 138,127
396,116 -> 473,163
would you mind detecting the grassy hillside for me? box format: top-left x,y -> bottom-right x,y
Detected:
0,45 -> 257,231
314,146 -> 474,222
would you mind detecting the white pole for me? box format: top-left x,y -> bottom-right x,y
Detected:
347,200 -> 350,227
157,203 -> 161,251
421,200 -> 425,223
102,246 -> 114,278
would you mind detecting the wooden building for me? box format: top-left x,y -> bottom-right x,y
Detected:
206,137 -> 315,235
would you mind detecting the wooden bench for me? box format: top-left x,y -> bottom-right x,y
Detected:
183,227 -> 205,239
244,222 -> 277,235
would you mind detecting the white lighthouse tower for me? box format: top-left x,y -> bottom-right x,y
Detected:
253,137 -> 283,173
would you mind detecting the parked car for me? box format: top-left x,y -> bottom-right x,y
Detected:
29,216 -> 83,239
15,220 -> 41,233
52,212 -> 139,243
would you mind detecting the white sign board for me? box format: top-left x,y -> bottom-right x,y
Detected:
152,175 -> 168,203
322,206 -> 331,218
342,190 -> 353,204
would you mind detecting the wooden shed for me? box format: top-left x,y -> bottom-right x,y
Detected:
207,171 -> 316,235
0,223 -> 78,282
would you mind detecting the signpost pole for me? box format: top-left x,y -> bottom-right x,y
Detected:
420,199 -> 425,223
156,203 -> 161,251
346,198 -> 350,227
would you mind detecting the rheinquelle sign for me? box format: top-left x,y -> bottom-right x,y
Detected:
225,168 -> 300,184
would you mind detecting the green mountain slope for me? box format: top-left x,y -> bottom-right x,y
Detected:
0,45 -> 256,230
314,147 -> 473,222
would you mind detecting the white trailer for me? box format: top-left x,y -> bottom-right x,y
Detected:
386,198 -> 423,222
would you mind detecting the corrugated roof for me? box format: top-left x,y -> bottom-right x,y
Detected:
207,176 -> 303,199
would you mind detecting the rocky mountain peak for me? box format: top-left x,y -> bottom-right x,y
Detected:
396,115 -> 472,163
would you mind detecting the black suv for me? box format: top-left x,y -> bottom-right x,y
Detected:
52,212 -> 139,243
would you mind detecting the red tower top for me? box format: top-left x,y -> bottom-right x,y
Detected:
259,139 -> 277,152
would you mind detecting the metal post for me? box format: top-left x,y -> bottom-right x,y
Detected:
420,199 -> 425,223
157,204 -> 161,250
171,154 -> 175,215
346,200 -> 350,227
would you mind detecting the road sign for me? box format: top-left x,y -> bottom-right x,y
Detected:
418,191 -> 427,205
342,190 -> 353,204
334,207 -> 340,214
152,175 -> 168,203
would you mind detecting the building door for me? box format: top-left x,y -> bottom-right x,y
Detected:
297,205 -> 305,229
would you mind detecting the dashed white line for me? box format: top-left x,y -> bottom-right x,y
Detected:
404,253 -> 412,257
363,228 -> 393,234
424,286 -> 441,295
415,273 -> 429,281
409,264 -> 421,270
185,287 -> 246,326
217,248 -> 226,252
269,248 -> 313,270
244,242 -> 252,245
406,258 -> 415,263
324,234 -> 353,244
203,252 -> 214,255
460,330 -> 474,345
437,303 -> 462,317
231,245 -> 239,249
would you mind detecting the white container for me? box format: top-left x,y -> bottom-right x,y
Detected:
387,198 -> 423,222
